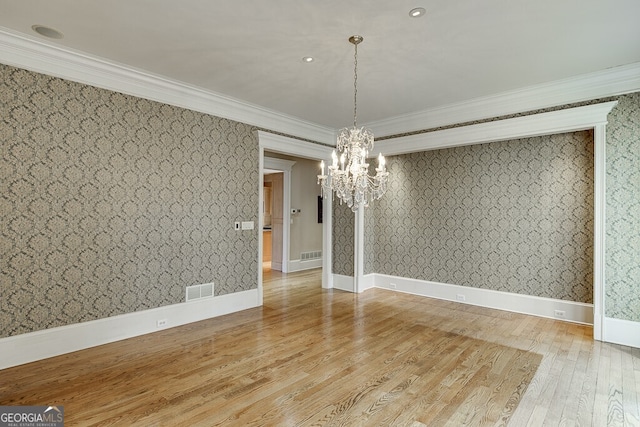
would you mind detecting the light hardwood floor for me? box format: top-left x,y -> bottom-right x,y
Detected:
1,268 -> 638,426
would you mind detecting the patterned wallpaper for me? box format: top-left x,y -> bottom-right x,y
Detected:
605,92 -> 640,322
0,64 -> 259,338
332,201 -> 354,277
363,201 -> 375,275
373,131 -> 595,303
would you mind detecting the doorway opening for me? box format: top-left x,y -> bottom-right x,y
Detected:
258,131 -> 334,305
262,170 -> 283,272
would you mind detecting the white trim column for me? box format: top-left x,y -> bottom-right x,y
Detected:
354,204 -> 365,293
257,147 -> 265,306
593,124 -> 606,341
321,191 -> 334,289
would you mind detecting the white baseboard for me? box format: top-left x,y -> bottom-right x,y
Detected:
0,289 -> 260,370
332,274 -> 355,292
330,273 -> 374,293
288,258 -> 322,272
604,317 -> 640,349
374,274 -> 594,325
360,274 -> 376,292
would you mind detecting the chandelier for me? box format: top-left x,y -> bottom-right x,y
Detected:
317,35 -> 388,212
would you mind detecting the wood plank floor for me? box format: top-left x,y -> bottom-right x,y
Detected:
1,268 -> 639,426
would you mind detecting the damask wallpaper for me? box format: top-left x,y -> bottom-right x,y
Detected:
373,131 -> 595,303
0,64 -> 259,338
332,201 -> 354,277
605,92 -> 640,322
363,205 -> 375,275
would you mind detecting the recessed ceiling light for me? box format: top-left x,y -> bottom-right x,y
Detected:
302,56 -> 314,63
31,25 -> 64,39
409,7 -> 426,18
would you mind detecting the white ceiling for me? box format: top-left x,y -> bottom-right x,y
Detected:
1,0 -> 639,131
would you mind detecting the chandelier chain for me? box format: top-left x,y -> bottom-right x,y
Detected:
353,41 -> 358,128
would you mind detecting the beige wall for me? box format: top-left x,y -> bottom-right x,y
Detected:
264,152 -> 323,262
289,157 -> 323,260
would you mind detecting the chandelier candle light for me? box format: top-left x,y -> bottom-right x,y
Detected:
317,35 -> 389,212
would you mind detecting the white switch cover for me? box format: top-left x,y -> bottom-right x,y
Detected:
241,221 -> 254,230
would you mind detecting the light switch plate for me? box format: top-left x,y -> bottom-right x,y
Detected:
241,221 -> 254,230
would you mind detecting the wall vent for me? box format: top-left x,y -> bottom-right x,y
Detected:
186,282 -> 214,302
301,251 -> 322,261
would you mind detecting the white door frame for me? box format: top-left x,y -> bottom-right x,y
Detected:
263,157 -> 296,273
257,131 -> 334,305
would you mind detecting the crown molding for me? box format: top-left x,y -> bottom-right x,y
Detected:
2,26 -> 638,143
0,27 -> 335,144
258,131 -> 333,160
366,62 -> 640,138
371,101 -> 618,157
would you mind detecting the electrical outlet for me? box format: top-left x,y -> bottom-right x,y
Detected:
554,310 -> 566,318
157,319 -> 168,328
234,222 -> 240,230
456,294 -> 466,302
389,283 -> 397,289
